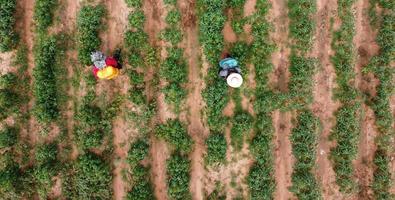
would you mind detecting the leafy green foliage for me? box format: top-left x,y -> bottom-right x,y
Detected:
35,143 -> 58,166
0,73 -> 17,89
127,164 -> 154,200
33,36 -> 59,123
156,119 -> 193,154
33,0 -> 58,33
127,139 -> 149,166
128,10 -> 145,29
205,133 -> 227,164
167,154 -> 191,200
125,0 -> 142,8
77,5 -> 105,65
0,126 -> 18,148
0,0 -> 17,52
288,0 -> 316,52
166,10 -> 181,26
329,0 -> 363,193
289,111 -> 322,199
231,111 -> 253,150
70,153 -> 112,199
368,3 -> 394,199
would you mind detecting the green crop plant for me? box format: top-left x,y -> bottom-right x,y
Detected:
127,164 -> 154,200
0,0 -> 17,52
156,119 -> 193,154
167,153 -> 191,200
128,10 -> 145,28
77,5 -> 105,65
125,0 -> 142,8
288,0 -> 316,53
66,153 -> 113,199
33,0 -> 58,33
0,126 -> 17,148
231,111 -> 253,150
205,133 -> 227,165
289,111 -> 322,199
33,36 -> 59,123
367,2 -> 394,199
127,139 -> 149,166
329,0 -> 363,193
247,1 -> 276,199
0,73 -> 21,120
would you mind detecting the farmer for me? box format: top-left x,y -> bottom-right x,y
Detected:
218,53 -> 243,88
91,50 -> 122,80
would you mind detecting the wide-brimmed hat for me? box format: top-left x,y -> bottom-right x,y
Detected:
226,73 -> 243,88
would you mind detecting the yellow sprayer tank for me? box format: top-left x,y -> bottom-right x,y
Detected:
97,66 -> 119,80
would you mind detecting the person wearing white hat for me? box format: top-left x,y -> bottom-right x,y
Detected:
218,56 -> 243,88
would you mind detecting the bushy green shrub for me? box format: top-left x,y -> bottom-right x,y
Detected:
0,89 -> 19,120
33,36 -> 59,123
125,0 -> 142,8
33,0 -> 58,33
165,10 -> 181,26
127,164 -> 154,200
35,143 -> 58,166
205,133 -> 227,164
0,73 -> 17,89
72,153 -> 112,199
127,139 -> 149,166
231,111 -> 253,150
156,119 -> 193,154
128,10 -> 145,29
0,0 -> 17,52
77,5 -> 105,65
167,154 -> 191,200
0,126 -> 18,148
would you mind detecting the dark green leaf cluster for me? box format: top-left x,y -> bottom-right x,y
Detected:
248,1 -> 276,199
77,5 -> 105,65
288,0 -> 316,52
125,0 -> 142,8
127,164 -> 154,200
205,133 -> 227,164
289,111 -> 322,200
167,154 -> 191,200
0,74 -> 20,120
0,0 -> 17,52
0,126 -> 17,148
156,119 -> 193,154
127,139 -> 149,166
33,0 -> 58,33
33,36 -> 59,123
69,153 -> 113,199
231,111 -> 253,150
128,10 -> 145,29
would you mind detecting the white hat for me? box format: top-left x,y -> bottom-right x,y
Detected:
226,73 -> 243,88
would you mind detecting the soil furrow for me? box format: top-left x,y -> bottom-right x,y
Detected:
269,0 -> 294,199
143,0 -> 170,199
179,0 -> 208,199
311,0 -> 342,199
352,0 -> 380,198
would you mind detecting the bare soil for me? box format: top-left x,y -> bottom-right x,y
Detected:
272,111 -> 296,200
223,10 -> 237,44
179,0 -> 210,199
0,52 -> 16,75
311,0 -> 343,199
352,0 -> 380,198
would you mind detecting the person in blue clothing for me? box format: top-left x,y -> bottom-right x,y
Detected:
218,54 -> 243,88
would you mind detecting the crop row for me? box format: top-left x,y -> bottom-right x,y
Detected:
160,1 -> 187,113
33,0 -> 58,33
124,1 -> 157,199
287,0 -> 322,198
330,0 -> 361,192
368,1 -> 394,199
247,0 -> 276,199
77,5 -> 105,65
0,0 -> 17,52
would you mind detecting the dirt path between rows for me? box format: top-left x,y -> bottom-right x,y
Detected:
311,0 -> 342,199
97,0 -> 132,199
268,0 -> 295,199
143,0 -> 171,199
178,1 -> 209,199
352,0 -> 380,198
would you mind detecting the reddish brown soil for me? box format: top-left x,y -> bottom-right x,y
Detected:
353,0 -> 380,198
272,111 -> 295,200
311,0 -> 342,199
244,0 -> 256,17
179,0 -> 209,199
223,10 -> 237,44
268,0 -> 290,92
0,52 -> 16,75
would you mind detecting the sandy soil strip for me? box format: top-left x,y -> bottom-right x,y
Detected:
352,0 -> 380,198
178,0 -> 210,199
272,111 -> 295,200
267,0 -> 295,199
311,0 -> 342,199
143,0 -> 171,199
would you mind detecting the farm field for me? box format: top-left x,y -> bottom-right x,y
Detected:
0,0 -> 394,199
